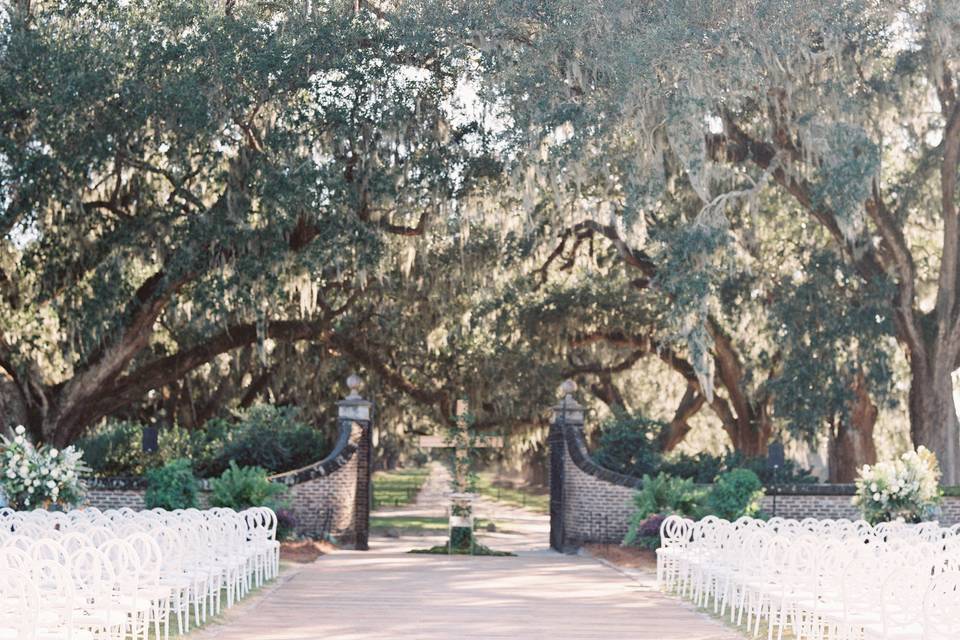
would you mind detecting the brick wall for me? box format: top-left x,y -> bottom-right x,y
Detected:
84,488 -> 148,511
83,419 -> 370,546
278,423 -> 362,543
83,487 -> 215,510
760,493 -> 859,521
561,443 -> 636,544
550,419 -> 960,549
761,491 -> 960,524
553,420 -> 642,549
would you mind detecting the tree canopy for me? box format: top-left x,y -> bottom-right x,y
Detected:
3,0 -> 959,483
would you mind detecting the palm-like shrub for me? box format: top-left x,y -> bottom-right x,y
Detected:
623,473 -> 704,546
209,461 -> 287,510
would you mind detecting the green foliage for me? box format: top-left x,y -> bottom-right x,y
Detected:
144,459 -> 198,510
1,0 -> 937,487
594,414 -> 816,485
0,0 -> 492,448
623,473 -> 704,546
409,541 -> 514,557
632,473 -> 704,521
76,420 -> 150,477
202,405 -> 328,477
209,461 -> 287,511
660,452 -> 816,485
77,404 -> 327,478
766,251 -> 897,440
726,453 -> 817,486
594,413 -> 665,478
658,453 -> 726,484
623,469 -> 765,546
702,469 -> 765,521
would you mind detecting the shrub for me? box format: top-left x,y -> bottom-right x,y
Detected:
594,413 -> 665,478
209,461 -> 287,511
701,469 -> 764,520
72,404 -> 330,479
632,472 -> 704,519
203,404 -> 329,477
274,508 -> 298,541
75,420 -> 151,477
592,411 -> 816,485
659,453 -> 726,484
145,459 -> 198,510
724,452 -> 817,485
660,451 -> 816,485
623,473 -> 704,546
626,514 -> 667,550
854,446 -> 941,524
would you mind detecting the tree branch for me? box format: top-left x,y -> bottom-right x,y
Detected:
717,116 -> 887,282
327,332 -> 452,418
65,320 -> 333,443
659,383 -> 706,451
562,349 -> 646,377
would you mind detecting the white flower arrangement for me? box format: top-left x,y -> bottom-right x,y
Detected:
853,446 -> 941,524
0,425 -> 88,510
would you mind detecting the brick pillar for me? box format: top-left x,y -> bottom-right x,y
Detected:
338,374 -> 374,551
550,380 -> 584,553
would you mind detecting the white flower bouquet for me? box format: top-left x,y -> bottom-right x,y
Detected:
853,446 -> 941,524
0,425 -> 89,510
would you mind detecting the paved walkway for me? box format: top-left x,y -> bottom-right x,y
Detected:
192,466 -> 742,640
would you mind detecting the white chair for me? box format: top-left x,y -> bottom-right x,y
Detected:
0,568 -> 39,640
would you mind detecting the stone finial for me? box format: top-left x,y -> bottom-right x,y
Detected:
554,379 -> 584,427
346,373 -> 363,398
339,374 -> 372,421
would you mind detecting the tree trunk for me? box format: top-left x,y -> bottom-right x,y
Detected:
725,413 -> 772,458
659,383 -> 705,452
828,375 -> 878,483
909,362 -> 960,485
0,376 -> 27,438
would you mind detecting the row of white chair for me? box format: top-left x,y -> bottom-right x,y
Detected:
657,515 -> 960,640
0,506 -> 280,639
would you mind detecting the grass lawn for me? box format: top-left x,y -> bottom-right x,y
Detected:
371,467 -> 430,509
474,472 -> 549,514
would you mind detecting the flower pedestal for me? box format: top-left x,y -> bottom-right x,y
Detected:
1,425 -> 89,512
448,492 -> 476,555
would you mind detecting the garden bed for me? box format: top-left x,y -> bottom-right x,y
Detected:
585,544 -> 657,572
281,539 -> 337,563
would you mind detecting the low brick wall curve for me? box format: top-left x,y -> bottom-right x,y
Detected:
82,418 -> 370,546
550,419 -> 960,550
